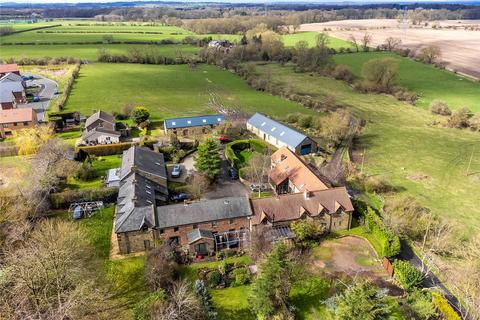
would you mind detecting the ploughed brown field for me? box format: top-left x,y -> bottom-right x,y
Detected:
300,19 -> 480,79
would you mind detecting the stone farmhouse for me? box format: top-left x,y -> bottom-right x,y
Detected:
82,111 -> 122,145
250,188 -> 354,234
269,147 -> 330,194
0,108 -> 38,138
164,114 -> 225,137
247,112 -> 317,155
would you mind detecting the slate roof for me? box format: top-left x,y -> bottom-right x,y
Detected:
0,81 -> 24,103
187,229 -> 214,244
156,196 -> 252,229
120,146 -> 167,180
250,187 -> 354,226
0,72 -> 23,83
164,114 -> 225,129
270,147 -> 329,192
82,127 -> 121,140
247,113 -> 309,149
85,110 -> 116,128
115,146 -> 169,233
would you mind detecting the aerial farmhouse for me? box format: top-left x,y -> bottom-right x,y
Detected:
247,112 -> 317,155
164,114 -> 225,137
269,147 -> 329,194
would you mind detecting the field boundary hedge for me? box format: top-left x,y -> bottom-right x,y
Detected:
77,141 -> 136,157
11,24 -> 62,34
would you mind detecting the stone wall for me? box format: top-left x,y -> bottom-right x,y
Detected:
117,229 -> 155,254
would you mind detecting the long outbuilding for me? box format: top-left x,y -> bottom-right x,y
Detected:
246,113 -> 317,155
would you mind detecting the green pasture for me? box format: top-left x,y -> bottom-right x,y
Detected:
281,31 -> 354,50
0,44 -> 201,60
254,63 -> 480,232
65,63 -> 312,120
334,52 -> 480,111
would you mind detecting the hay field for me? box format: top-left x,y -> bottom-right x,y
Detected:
300,19 -> 480,79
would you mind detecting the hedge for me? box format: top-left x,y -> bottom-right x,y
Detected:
77,142 -> 135,157
432,292 -> 461,320
392,260 -> 423,290
354,200 -> 401,258
225,139 -> 267,169
50,187 -> 118,209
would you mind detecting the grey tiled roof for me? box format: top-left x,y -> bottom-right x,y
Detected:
187,229 -> 214,244
120,146 -> 167,180
82,127 -> 121,140
156,196 -> 252,229
247,113 -> 309,149
164,114 -> 224,129
85,110 -> 115,128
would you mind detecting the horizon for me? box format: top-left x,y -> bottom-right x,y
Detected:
3,0 -> 480,4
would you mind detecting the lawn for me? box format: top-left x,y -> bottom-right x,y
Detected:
75,206 -> 148,317
282,32 -> 354,50
0,44 -> 201,61
66,154 -> 122,189
253,63 -> 480,232
334,51 -> 480,111
65,63 -> 313,120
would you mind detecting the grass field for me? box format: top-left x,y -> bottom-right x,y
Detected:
281,31 -> 354,49
65,63 -> 313,119
333,52 -> 480,111
254,63 -> 480,232
0,44 -> 201,60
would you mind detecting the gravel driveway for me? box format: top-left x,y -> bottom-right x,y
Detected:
18,73 -> 58,122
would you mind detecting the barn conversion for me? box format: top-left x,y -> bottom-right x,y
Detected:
246,113 -> 317,155
164,114 -> 225,136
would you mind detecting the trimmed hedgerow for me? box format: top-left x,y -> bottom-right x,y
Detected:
225,139 -> 267,169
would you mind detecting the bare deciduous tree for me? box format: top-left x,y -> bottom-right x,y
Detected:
243,149 -> 270,197
151,280 -> 204,320
361,32 -> 372,52
383,37 -> 402,51
349,34 -> 359,52
419,45 -> 442,64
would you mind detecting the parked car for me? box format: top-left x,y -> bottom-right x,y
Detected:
22,76 -> 30,81
170,193 -> 189,202
250,184 -> 269,192
33,96 -> 40,102
228,167 -> 239,180
171,164 -> 182,178
219,135 -> 231,143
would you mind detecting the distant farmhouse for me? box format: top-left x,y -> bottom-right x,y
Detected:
270,147 -> 329,194
0,64 -> 21,78
247,113 -> 317,155
164,114 -> 225,137
250,188 -> 354,234
208,39 -> 233,53
0,69 -> 26,110
0,108 -> 38,138
82,111 -> 123,145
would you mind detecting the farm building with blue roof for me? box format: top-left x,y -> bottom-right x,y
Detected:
164,114 -> 225,136
246,113 -> 317,155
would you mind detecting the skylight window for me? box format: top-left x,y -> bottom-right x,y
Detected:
171,121 -> 176,126
261,122 -> 266,127
271,127 -> 276,132
202,119 -> 207,123
146,190 -> 151,195
187,120 -> 192,124
280,131 -> 285,136
217,118 -> 222,121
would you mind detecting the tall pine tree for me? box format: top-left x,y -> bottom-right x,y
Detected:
194,138 -> 221,181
